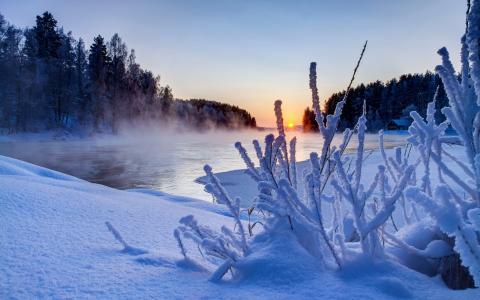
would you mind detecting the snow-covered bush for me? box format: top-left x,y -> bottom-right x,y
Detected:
330,108 -> 415,259
379,130 -> 419,225
174,165 -> 248,281
174,42 -> 421,280
402,0 -> 480,288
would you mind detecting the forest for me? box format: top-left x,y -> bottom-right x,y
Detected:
303,71 -> 448,132
0,12 -> 256,133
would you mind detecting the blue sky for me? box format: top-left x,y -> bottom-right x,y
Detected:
1,0 -> 466,126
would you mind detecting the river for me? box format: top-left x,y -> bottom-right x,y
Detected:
0,129 -> 407,201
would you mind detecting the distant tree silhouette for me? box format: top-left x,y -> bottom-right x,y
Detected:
302,107 -> 319,132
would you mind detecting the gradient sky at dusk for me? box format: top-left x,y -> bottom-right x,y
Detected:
1,0 -> 467,126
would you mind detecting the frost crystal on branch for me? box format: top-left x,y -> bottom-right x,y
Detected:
310,62 -> 325,130
274,100 -> 286,139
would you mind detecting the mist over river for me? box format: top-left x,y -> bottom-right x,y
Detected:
0,129 -> 407,201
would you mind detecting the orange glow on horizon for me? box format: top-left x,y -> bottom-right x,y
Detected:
287,122 -> 294,129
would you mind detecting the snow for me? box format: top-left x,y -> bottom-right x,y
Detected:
1,154 -> 480,299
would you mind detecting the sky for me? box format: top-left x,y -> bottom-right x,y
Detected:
0,0 -> 467,126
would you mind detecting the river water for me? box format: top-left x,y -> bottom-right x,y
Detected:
0,129 -> 406,201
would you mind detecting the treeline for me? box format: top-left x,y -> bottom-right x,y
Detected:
303,71 -> 448,132
162,99 -> 256,129
0,12 -> 256,133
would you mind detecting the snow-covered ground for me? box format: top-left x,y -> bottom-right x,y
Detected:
1,153 -> 479,299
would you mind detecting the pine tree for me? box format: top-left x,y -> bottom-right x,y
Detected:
302,107 -> 319,132
32,11 -> 62,127
107,33 -> 127,132
88,35 -> 110,130
19,28 -> 39,131
74,38 -> 88,125
0,19 -> 22,130
34,12 -> 61,59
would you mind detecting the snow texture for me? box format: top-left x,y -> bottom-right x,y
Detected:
2,154 -> 480,298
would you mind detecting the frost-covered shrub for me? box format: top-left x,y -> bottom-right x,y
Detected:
173,43 -> 424,280
330,107 -> 415,259
379,131 -> 419,225
403,0 -> 480,288
174,165 -> 248,281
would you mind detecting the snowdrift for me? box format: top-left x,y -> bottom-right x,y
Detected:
1,155 -> 478,299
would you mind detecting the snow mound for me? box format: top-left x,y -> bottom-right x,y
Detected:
0,155 -> 79,181
234,228 -> 322,285
1,155 -> 479,298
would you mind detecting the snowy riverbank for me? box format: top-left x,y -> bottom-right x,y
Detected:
1,154 -> 479,299
197,142 -> 465,208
